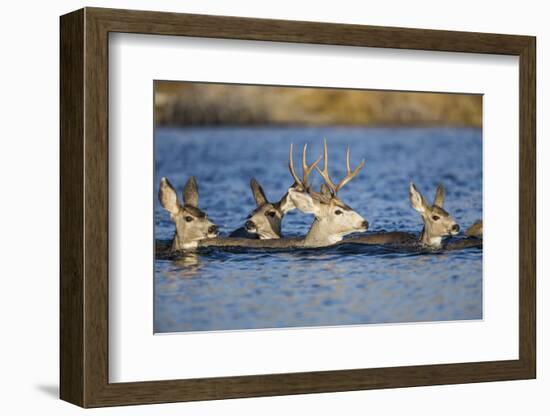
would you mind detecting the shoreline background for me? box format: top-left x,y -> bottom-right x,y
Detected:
155,81 -> 482,127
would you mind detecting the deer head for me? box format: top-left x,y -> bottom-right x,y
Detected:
243,178 -> 296,239
159,176 -> 219,250
409,182 -> 460,248
288,140 -> 369,247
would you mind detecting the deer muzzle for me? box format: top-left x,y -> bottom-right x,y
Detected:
245,220 -> 256,231
208,225 -> 219,237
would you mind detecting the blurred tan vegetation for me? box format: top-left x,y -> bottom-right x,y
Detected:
155,82 -> 482,127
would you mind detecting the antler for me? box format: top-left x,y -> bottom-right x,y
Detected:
288,143 -> 321,191
316,139 -> 365,195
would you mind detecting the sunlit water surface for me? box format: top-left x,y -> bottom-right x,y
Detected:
154,127 -> 482,333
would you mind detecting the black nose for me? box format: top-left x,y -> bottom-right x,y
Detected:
208,225 -> 218,234
452,224 -> 460,232
362,220 -> 369,230
245,220 -> 255,230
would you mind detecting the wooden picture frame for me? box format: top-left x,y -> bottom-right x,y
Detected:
60,7 -> 536,408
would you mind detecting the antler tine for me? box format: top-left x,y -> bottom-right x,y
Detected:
301,143 -> 322,189
288,143 -> 304,189
315,138 -> 338,194
335,146 -> 365,193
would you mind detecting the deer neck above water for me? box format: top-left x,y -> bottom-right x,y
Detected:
303,218 -> 342,247
171,232 -> 199,251
419,225 -> 443,249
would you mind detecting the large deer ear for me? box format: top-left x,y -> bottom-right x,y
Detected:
409,182 -> 429,214
250,178 -> 268,207
288,189 -> 321,217
159,177 -> 181,215
183,176 -> 199,207
278,192 -> 295,214
433,184 -> 445,207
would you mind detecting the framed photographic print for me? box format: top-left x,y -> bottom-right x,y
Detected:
60,7 -> 536,408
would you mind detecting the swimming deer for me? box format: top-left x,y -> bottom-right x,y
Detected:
287,140 -> 369,246
408,182 -> 460,248
158,176 -> 219,251
409,183 -> 482,250
238,143 -> 324,239
229,178 -> 296,239
344,182 -> 480,250
199,141 -> 368,249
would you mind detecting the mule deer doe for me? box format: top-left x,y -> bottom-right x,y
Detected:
238,143 -> 323,239
159,177 -> 219,251
410,182 -> 482,249
229,177 -> 297,239
408,182 -> 460,248
199,141 -> 368,249
344,182 -> 481,250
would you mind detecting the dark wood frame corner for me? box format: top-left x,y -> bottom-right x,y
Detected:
60,7 -> 536,408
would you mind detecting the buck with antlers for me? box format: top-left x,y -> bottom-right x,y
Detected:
158,176 -> 219,251
287,140 -> 369,246
198,141 -> 369,249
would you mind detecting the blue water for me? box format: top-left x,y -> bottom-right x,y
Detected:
154,126 -> 482,333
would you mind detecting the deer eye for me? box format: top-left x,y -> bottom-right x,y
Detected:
185,216 -> 194,222
432,215 -> 440,221
335,209 -> 343,215
266,211 -> 276,218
